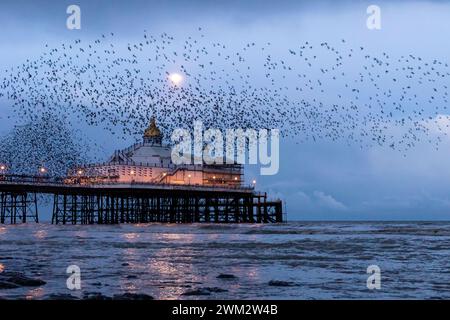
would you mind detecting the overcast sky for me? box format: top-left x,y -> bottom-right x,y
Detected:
1,0 -> 450,220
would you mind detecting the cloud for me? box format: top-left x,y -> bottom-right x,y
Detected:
313,191 -> 347,210
423,114 -> 450,136
297,191 -> 311,203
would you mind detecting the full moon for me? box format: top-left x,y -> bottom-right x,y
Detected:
168,72 -> 183,86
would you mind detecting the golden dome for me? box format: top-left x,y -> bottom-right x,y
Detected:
144,117 -> 162,138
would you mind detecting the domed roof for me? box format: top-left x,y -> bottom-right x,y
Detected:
144,117 -> 162,138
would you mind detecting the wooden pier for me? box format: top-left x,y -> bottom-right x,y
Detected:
0,175 -> 284,224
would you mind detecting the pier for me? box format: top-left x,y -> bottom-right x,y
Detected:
0,174 -> 284,224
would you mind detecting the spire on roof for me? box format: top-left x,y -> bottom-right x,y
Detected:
143,117 -> 163,145
144,117 -> 161,138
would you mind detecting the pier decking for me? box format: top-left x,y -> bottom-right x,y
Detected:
0,174 -> 284,224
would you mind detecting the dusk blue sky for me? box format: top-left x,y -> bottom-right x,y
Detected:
1,0 -> 450,220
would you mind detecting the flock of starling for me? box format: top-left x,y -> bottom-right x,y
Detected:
1,29 -> 450,174
0,114 -> 95,176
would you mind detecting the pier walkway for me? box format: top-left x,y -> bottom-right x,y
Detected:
0,174 -> 284,224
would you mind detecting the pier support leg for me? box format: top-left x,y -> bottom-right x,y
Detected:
0,192 -> 38,224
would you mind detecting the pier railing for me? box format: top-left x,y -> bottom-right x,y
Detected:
0,174 -> 254,191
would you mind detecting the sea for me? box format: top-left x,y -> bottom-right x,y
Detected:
1,221 -> 450,300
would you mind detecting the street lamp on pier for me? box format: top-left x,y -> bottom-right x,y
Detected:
0,164 -> 7,177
